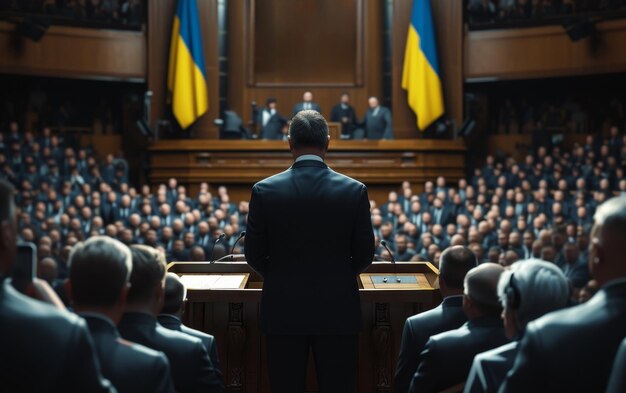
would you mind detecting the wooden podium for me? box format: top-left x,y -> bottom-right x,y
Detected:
167,261 -> 441,393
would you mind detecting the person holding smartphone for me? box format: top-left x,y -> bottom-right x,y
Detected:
0,179 -> 115,392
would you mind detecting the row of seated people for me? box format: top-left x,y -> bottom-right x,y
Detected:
0,0 -> 145,27
394,194 -> 626,393
0,179 -> 222,392
467,0 -> 624,26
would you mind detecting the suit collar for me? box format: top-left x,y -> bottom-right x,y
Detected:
442,295 -> 464,308
157,313 -> 182,327
81,313 -> 120,337
291,160 -> 328,169
121,312 -> 157,327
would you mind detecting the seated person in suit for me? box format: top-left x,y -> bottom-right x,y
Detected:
395,245 -> 478,393
118,245 -> 223,393
158,272 -> 221,372
258,97 -> 287,140
330,92 -> 358,137
409,263 -> 508,393
0,179 -> 115,392
607,337 -> 626,393
464,259 -> 570,393
501,196 -> 626,393
292,91 -> 321,116
361,96 -> 393,140
67,236 -> 175,393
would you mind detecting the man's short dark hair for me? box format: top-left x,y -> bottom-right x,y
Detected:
162,273 -> 186,314
266,97 -> 277,106
439,246 -> 478,289
289,110 -> 329,150
128,245 -> 167,304
69,236 -> 132,308
0,180 -> 15,224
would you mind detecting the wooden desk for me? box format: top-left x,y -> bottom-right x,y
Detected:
167,261 -> 441,393
148,139 -> 466,203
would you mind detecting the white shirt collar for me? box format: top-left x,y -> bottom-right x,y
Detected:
295,154 -> 324,163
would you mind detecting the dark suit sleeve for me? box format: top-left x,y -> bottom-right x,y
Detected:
383,108 -> 393,139
245,184 -> 269,276
64,321 -> 117,393
409,338 -> 440,393
394,319 -> 419,393
607,339 -> 626,393
350,185 -> 374,274
194,342 -> 224,393
209,337 -> 221,371
153,354 -> 175,393
498,328 -> 542,393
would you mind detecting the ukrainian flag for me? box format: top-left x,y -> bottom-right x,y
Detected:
401,0 -> 445,131
168,0 -> 208,130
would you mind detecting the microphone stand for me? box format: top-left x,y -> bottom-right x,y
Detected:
380,240 -> 401,283
209,233 -> 226,264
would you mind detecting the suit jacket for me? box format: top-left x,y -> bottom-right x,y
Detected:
83,314 -> 174,393
409,316 -> 509,393
292,102 -> 322,116
363,106 -> 393,139
394,296 -> 467,393
245,159 -> 375,334
118,312 -> 223,393
500,279 -> 626,393
258,108 -> 286,140
464,341 -> 518,393
157,314 -> 221,372
0,280 -> 115,392
607,337 -> 626,393
330,103 -> 358,135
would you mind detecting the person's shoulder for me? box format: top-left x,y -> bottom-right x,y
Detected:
116,336 -> 170,366
327,169 -> 367,189
406,303 -> 445,328
474,341 -> 518,364
156,323 -> 204,351
253,169 -> 292,189
181,324 -> 214,343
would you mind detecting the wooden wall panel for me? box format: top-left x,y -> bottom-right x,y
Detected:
0,21 -> 145,81
391,0 -> 464,138
251,0 -> 359,85
465,19 -> 626,81
228,0 -> 382,129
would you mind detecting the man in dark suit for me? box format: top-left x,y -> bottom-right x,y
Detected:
0,179 -> 115,392
67,236 -> 174,393
409,263 -> 508,393
395,246 -> 477,393
464,259 -> 570,393
118,245 -> 223,393
258,97 -> 287,140
245,110 -> 375,393
501,196 -> 626,393
292,91 -> 322,116
158,272 -> 221,372
330,92 -> 358,137
362,96 -> 393,139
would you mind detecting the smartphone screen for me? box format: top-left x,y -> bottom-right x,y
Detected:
12,242 -> 37,293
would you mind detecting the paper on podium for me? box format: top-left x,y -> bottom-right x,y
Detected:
180,274 -> 249,289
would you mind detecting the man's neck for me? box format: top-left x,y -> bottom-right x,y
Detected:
124,303 -> 157,317
292,150 -> 325,161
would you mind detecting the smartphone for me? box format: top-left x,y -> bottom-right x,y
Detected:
12,242 -> 37,294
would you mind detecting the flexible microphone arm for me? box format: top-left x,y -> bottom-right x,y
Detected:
209,233 -> 226,264
380,240 -> 396,264
231,231 -> 246,254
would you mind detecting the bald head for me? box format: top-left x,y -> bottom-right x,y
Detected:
162,272 -> 186,315
590,196 -> 626,286
38,257 -> 58,284
464,263 -> 505,317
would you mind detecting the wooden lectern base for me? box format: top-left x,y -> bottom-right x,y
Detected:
167,261 -> 441,392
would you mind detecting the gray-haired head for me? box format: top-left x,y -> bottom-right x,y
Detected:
288,110 -> 329,151
162,272 -> 187,315
69,236 -> 132,308
498,259 -> 570,332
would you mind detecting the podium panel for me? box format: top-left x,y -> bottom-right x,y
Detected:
167,261 -> 441,393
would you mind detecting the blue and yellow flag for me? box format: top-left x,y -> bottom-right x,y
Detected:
401,0 -> 445,131
168,0 -> 208,129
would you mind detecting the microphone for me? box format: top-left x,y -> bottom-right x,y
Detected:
380,240 -> 396,264
209,233 -> 226,263
231,231 -> 246,254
